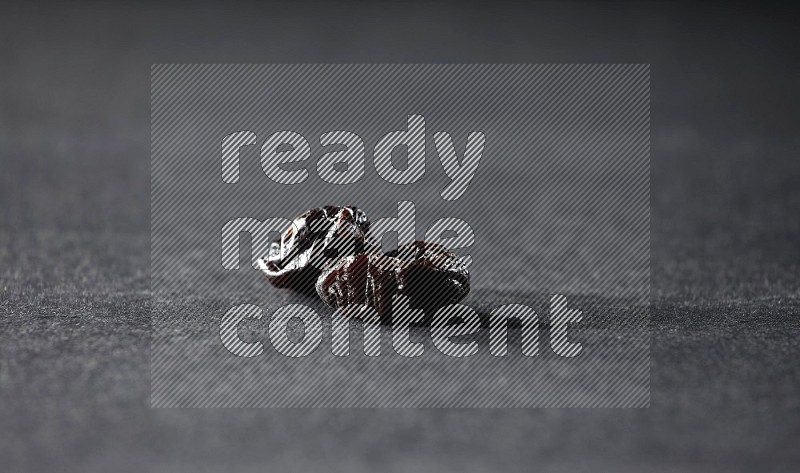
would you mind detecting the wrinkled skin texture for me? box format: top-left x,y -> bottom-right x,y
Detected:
258,206 -> 371,294
316,240 -> 470,319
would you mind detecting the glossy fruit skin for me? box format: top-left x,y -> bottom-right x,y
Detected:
258,206 -> 371,294
316,240 -> 470,318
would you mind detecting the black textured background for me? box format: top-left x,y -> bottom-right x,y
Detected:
1,1 -> 799,471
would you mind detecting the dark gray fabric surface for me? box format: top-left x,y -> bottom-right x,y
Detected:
1,2 -> 799,471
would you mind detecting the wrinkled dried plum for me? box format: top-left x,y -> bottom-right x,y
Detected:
316,240 -> 470,318
258,205 -> 371,293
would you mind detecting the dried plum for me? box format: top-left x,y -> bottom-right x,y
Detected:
316,240 -> 470,318
258,205 -> 371,293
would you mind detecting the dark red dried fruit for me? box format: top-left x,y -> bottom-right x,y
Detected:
258,206 -> 371,294
316,240 -> 470,318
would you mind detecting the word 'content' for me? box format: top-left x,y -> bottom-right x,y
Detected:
221,295 -> 584,359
